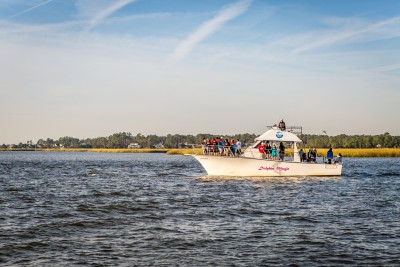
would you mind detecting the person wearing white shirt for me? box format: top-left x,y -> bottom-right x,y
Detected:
235,139 -> 242,156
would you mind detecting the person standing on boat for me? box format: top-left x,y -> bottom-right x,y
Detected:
201,138 -> 209,155
265,141 -> 271,159
279,142 -> 285,161
301,150 -> 307,162
299,148 -> 305,162
224,139 -> 231,156
278,119 -> 286,131
235,139 -> 242,156
210,138 -> 217,155
230,139 -> 236,156
327,147 -> 333,164
217,138 -> 224,156
307,148 -> 312,162
258,142 -> 266,159
271,144 -> 277,160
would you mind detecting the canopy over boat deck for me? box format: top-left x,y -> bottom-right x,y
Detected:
255,128 -> 302,143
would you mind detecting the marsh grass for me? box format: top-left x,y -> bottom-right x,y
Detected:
290,148 -> 400,157
0,148 -> 169,153
1,147 -> 400,157
320,148 -> 400,157
166,148 -> 202,155
81,148 -> 170,153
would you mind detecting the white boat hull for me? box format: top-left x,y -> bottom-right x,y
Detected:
192,155 -> 342,177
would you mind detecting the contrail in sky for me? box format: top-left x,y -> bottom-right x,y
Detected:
7,0 -> 54,20
86,0 -> 137,30
292,16 -> 400,54
171,0 -> 252,61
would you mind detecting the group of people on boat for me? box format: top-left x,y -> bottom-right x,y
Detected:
299,147 -> 317,162
299,147 -> 342,164
257,141 -> 285,161
256,143 -> 342,164
201,137 -> 242,156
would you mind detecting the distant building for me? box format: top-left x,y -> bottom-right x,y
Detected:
154,142 -> 164,148
178,143 -> 193,149
128,143 -> 142,148
53,144 -> 65,148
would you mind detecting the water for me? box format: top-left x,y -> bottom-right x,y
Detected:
1,152 -> 399,266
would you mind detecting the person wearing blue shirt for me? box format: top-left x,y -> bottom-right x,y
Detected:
271,145 -> 277,160
327,147 -> 334,164
217,138 -> 224,156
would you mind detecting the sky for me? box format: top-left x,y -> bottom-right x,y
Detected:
0,0 -> 399,144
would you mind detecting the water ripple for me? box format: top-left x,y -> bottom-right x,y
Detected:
0,152 -> 400,266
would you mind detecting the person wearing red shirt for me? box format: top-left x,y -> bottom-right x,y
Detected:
257,142 -> 266,159
210,138 -> 216,155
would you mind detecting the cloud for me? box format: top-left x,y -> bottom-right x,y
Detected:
367,63 -> 400,74
83,0 -> 137,30
6,0 -> 54,20
292,16 -> 400,54
170,0 -> 252,61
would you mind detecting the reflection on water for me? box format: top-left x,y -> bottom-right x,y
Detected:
1,152 -> 400,266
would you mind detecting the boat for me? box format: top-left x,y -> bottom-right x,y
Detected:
192,123 -> 342,177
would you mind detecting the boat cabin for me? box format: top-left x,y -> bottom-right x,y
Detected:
242,126 -> 303,162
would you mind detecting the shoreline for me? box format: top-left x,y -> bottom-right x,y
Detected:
1,148 -> 400,157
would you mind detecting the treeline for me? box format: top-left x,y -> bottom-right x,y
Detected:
3,132 -> 400,149
302,132 -> 399,148
5,133 -> 257,149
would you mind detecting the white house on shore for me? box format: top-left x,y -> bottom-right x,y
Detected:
128,143 -> 142,148
154,142 -> 164,148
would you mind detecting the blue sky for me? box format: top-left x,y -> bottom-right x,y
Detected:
0,0 -> 399,144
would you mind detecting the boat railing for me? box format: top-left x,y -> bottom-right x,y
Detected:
200,145 -> 243,157
195,143 -> 343,164
321,156 -> 343,164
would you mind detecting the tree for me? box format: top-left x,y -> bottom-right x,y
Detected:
36,139 -> 44,147
57,137 -> 79,148
382,132 -> 393,148
46,138 -> 55,148
18,132 -> 400,150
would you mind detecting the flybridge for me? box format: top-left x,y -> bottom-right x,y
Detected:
266,125 -> 303,136
255,128 -> 302,143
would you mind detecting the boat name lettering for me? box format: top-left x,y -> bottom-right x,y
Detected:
276,167 -> 289,171
258,166 -> 274,171
258,166 -> 289,171
276,132 -> 284,138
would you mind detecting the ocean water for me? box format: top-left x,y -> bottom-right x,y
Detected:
0,152 -> 399,266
